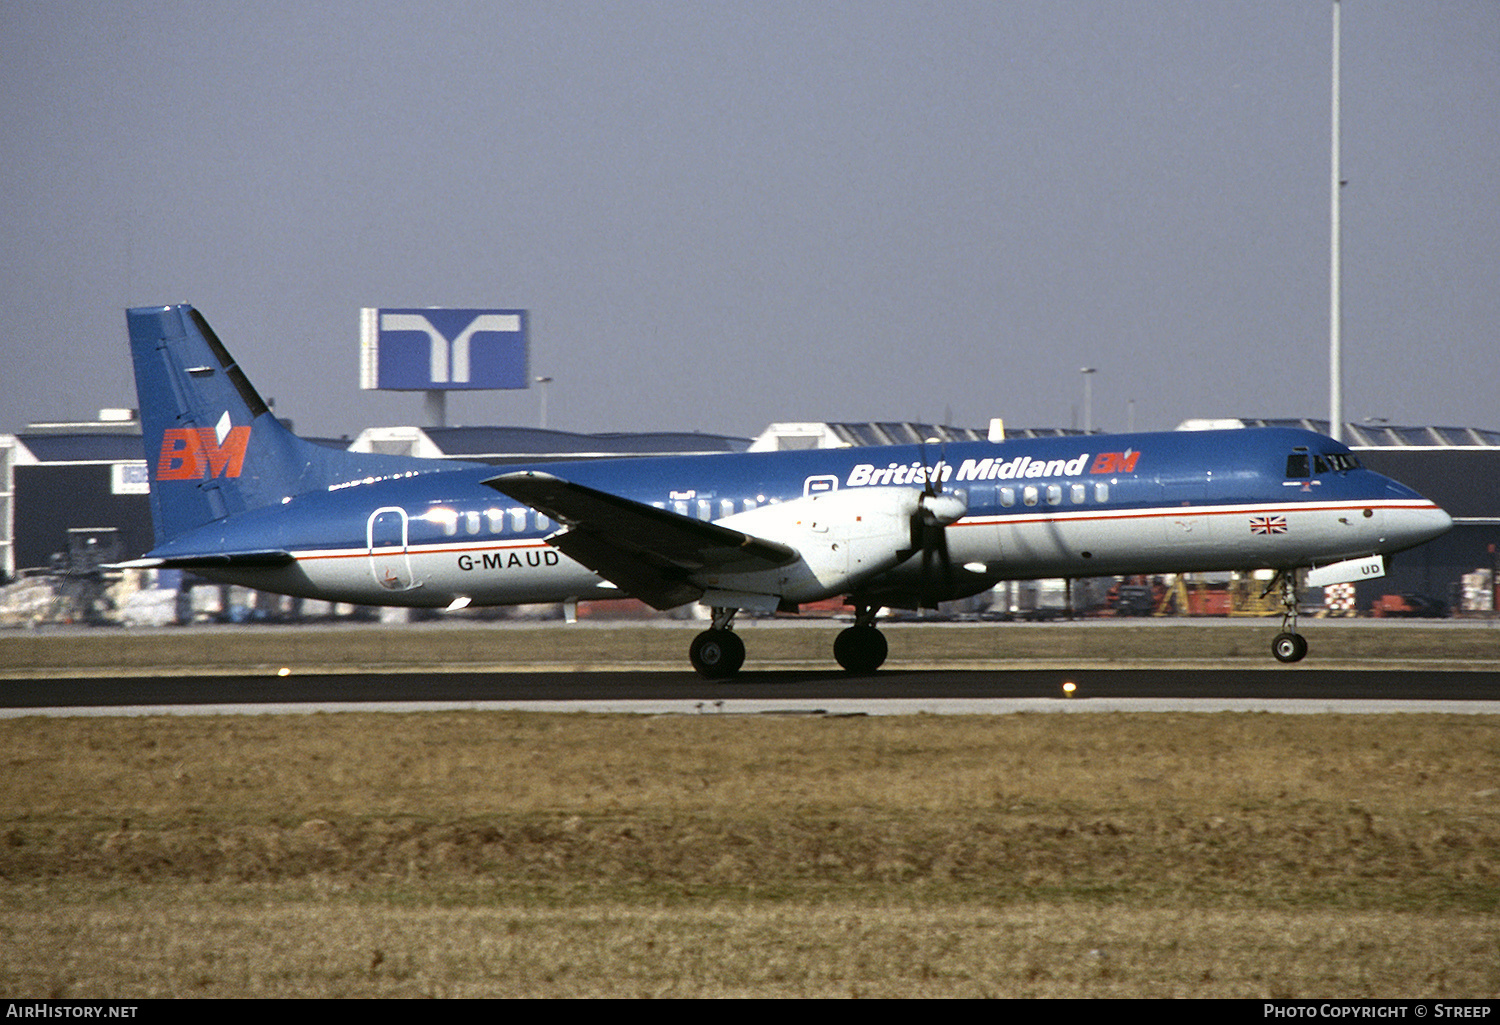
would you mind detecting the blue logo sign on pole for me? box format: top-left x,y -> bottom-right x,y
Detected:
359,308 -> 528,390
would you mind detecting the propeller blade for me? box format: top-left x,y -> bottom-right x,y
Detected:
918,436 -> 937,497
913,489 -> 966,609
912,432 -> 966,609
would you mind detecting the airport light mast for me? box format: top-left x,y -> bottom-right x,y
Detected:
1080,367 -> 1097,434
535,376 -> 553,430
1329,0 -> 1344,442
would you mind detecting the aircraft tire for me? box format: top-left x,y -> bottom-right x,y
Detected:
834,625 -> 888,674
1271,632 -> 1308,664
690,629 -> 745,679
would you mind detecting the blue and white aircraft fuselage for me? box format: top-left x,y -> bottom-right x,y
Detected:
123,305 -> 1453,675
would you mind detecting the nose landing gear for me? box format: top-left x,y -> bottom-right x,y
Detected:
1266,570 -> 1308,663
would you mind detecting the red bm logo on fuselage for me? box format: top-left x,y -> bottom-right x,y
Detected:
156,427 -> 251,480
1089,451 -> 1140,474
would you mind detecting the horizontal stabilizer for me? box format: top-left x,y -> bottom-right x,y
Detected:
114,550 -> 295,571
484,471 -> 798,610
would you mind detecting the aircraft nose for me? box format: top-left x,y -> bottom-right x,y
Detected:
1415,503 -> 1454,545
1384,494 -> 1453,552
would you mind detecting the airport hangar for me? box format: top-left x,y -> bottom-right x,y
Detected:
1,413 -> 1496,617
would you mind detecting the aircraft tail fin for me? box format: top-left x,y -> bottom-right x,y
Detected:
128,304 -> 454,548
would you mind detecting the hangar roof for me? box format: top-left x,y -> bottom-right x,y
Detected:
1178,418 -> 1500,448
426,426 -> 750,461
427,425 -> 746,455
748,421 -> 1087,451
351,425 -> 751,463
824,422 -> 1086,446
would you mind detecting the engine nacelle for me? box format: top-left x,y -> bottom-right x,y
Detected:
695,487 -> 924,605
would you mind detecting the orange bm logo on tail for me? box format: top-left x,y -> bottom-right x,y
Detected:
156,426 -> 252,480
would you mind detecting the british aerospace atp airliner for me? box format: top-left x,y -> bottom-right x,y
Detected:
121,305 -> 1452,677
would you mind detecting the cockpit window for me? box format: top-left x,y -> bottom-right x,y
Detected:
1288,451 -> 1361,478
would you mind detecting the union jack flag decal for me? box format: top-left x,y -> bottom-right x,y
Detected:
1250,515 -> 1288,535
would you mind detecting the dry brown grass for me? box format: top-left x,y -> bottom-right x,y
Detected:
0,711 -> 1497,996
5,621 -> 1499,675
2,886 -> 1495,998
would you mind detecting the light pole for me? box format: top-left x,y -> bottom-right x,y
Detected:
1329,0 -> 1344,441
1080,367 -> 1097,434
535,376 -> 553,430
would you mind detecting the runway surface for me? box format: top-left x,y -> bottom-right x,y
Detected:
4,667 -> 1500,716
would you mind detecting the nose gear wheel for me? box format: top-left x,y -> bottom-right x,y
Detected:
1265,570 -> 1308,663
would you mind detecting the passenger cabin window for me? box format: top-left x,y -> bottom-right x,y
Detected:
427,509 -> 459,536
992,481 -> 1108,512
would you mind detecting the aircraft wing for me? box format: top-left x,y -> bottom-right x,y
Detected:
483,471 -> 798,609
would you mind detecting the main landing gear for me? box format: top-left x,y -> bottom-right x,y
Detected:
833,602 -> 888,674
1266,569 -> 1309,664
689,607 -> 746,679
689,603 -> 892,679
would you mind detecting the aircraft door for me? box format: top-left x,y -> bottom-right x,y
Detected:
368,507 -> 420,591
1160,476 -> 1212,551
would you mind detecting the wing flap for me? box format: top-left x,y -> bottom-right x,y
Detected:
483,471 -> 797,610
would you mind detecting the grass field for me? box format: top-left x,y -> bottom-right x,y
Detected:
0,704 -> 1496,997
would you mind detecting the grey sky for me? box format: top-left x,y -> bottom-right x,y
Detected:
3,1 -> 1496,441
